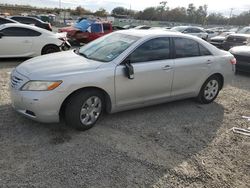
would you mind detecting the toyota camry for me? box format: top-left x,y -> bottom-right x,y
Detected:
10,30 -> 235,131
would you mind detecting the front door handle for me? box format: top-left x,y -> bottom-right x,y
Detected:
162,65 -> 173,70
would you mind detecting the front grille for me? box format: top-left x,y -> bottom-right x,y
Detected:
234,54 -> 250,63
11,75 -> 23,89
211,39 -> 223,43
226,36 -> 247,43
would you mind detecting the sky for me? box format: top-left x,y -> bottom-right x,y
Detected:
1,0 -> 250,16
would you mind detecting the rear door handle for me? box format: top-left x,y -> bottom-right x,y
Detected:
162,65 -> 173,70
206,60 -> 213,65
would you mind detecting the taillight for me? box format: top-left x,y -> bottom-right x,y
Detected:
230,58 -> 237,65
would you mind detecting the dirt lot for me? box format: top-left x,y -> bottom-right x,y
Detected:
0,59 -> 249,188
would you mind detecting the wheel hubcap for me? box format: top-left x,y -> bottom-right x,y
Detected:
80,96 -> 102,126
204,80 -> 219,100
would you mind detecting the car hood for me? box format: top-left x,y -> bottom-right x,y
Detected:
229,46 -> 250,57
228,33 -> 250,38
16,50 -> 104,79
211,36 -> 225,41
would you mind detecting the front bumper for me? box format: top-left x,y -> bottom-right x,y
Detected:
10,70 -> 66,123
10,87 -> 64,123
222,42 -> 246,51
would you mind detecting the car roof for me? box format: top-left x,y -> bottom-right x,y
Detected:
116,29 -> 186,38
0,23 -> 52,34
115,29 -> 222,55
10,16 -> 43,22
173,26 -> 204,29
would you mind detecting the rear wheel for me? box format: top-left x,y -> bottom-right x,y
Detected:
65,90 -> 104,131
42,45 -> 60,55
197,75 -> 222,104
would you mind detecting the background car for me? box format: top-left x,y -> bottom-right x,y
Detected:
133,25 -> 152,29
230,45 -> 250,73
210,32 -> 235,48
0,17 -> 18,25
171,26 -> 208,40
9,16 -> 52,31
10,30 -> 235,131
0,23 -> 70,58
223,27 -> 250,50
59,20 -> 113,44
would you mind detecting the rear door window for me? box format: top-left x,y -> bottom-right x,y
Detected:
174,38 -> 200,58
199,44 -> 212,56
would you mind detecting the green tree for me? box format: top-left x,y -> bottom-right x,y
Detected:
94,8 -> 108,17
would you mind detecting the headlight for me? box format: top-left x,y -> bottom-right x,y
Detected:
21,81 -> 62,91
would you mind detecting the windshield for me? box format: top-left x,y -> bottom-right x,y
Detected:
78,33 -> 140,62
237,27 -> 250,34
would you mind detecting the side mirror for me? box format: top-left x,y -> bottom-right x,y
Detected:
0,32 -> 4,39
124,60 -> 134,79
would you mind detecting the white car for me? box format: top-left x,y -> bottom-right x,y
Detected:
171,26 -> 208,40
0,23 -> 71,58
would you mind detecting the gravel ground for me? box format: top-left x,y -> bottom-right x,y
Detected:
0,58 -> 249,188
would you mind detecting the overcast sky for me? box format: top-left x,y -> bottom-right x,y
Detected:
1,0 -> 250,16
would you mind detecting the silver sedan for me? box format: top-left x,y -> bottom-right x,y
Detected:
10,30 -> 236,131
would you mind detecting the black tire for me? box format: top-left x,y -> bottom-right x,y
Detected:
42,45 -> 60,55
197,75 -> 222,104
65,90 -> 105,131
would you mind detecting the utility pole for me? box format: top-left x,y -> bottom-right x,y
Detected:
228,8 -> 234,25
59,0 -> 61,9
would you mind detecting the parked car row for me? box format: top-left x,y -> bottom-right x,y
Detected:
0,16 -> 71,58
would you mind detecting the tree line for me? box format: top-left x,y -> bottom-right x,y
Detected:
1,3 -> 250,26
111,2 -> 250,26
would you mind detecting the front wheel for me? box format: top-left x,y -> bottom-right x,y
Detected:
42,45 -> 60,55
197,76 -> 222,104
65,90 -> 104,131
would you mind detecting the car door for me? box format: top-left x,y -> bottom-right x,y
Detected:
171,37 -> 214,96
115,37 -> 174,107
0,27 -> 34,57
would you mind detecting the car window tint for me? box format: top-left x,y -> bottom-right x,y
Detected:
184,28 -> 192,33
174,38 -> 200,58
192,28 -> 202,33
199,44 -> 212,56
12,17 -> 38,25
0,18 -> 12,24
1,27 -> 41,37
130,37 -> 170,63
103,24 -> 110,32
